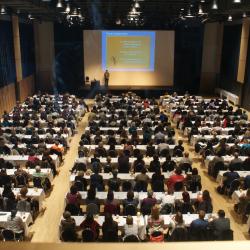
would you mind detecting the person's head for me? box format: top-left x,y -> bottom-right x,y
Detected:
192,168 -> 198,176
127,190 -> 134,200
202,190 -> 211,202
35,165 -> 41,173
141,167 -> 147,174
20,187 -> 28,197
147,190 -> 153,198
85,213 -> 94,223
63,211 -> 72,220
182,191 -> 191,203
184,152 -> 189,158
178,140 -> 183,146
153,154 -> 159,161
229,164 -> 235,172
175,211 -> 184,225
70,185 -> 78,195
107,190 -> 114,201
217,209 -> 225,218
112,170 -> 118,178
175,167 -> 182,175
151,205 -> 160,220
98,142 -> 103,148
198,210 -> 206,220
87,187 -> 96,200
234,152 -> 239,159
126,215 -> 133,225
10,210 -> 17,219
104,213 -> 113,225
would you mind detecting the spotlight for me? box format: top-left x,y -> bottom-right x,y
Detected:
233,0 -> 241,3
0,6 -> 6,15
228,15 -> 232,21
134,1 -> 140,8
198,5 -> 204,14
65,3 -> 70,13
212,0 -> 218,10
57,0 -> 63,8
243,12 -> 247,18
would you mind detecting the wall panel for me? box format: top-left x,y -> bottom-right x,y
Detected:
0,83 -> 16,115
18,75 -> 35,102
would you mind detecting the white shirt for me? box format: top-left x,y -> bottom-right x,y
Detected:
124,223 -> 139,236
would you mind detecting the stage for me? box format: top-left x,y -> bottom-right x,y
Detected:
78,85 -> 173,98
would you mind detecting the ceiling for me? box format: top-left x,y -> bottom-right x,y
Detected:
1,0 -> 250,28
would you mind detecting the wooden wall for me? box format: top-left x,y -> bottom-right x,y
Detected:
0,83 -> 16,115
18,74 -> 35,102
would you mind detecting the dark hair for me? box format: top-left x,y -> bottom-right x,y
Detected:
87,187 -> 96,200
218,209 -> 225,218
85,213 -> 94,223
182,191 -> 191,203
70,185 -> 78,195
107,190 -> 114,201
141,168 -> 147,174
175,167 -> 182,175
127,190 -> 134,200
202,190 -> 211,202
192,168 -> 198,175
104,213 -> 113,226
229,165 -> 235,172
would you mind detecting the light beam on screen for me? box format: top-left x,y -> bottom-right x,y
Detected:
102,31 -> 155,72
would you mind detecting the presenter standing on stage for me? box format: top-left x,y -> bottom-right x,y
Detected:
104,69 -> 110,87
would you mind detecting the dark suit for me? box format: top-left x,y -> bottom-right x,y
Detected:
209,217 -> 230,237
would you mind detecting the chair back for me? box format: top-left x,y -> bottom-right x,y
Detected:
122,181 -> 132,191
33,177 -> 42,188
123,234 -> 140,242
124,204 -> 136,216
61,228 -> 77,242
170,227 -> 188,241
16,200 -> 31,212
16,175 -> 26,187
86,203 -> 99,215
160,148 -> 169,157
82,228 -> 95,242
174,181 -> 184,191
217,229 -> 234,241
179,163 -> 192,173
65,203 -> 80,216
2,229 -> 15,241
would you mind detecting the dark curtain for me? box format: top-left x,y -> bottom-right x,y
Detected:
53,24 -> 83,94
19,22 -> 35,78
0,19 -> 16,87
174,23 -> 204,94
219,24 -> 242,96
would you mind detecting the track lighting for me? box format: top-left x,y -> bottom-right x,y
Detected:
56,0 -> 63,8
212,0 -> 218,10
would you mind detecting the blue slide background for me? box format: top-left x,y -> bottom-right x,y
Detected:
102,31 -> 155,71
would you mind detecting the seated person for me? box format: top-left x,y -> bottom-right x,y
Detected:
147,205 -> 165,237
85,187 -> 100,209
102,213 -> 118,242
173,140 -> 184,154
166,167 -> 185,192
141,191 -> 157,215
179,152 -> 192,166
123,190 -> 139,210
234,188 -> 250,214
123,215 -> 139,239
104,190 -> 120,215
195,190 -> 213,213
190,210 -> 208,236
186,168 -> 202,192
220,165 -> 240,193
6,210 -> 24,234
168,211 -> 187,237
134,168 -> 150,191
149,155 -> 161,172
90,165 -> 104,191
175,191 -> 194,214
60,211 -> 76,232
209,209 -> 230,239
133,154 -> 145,172
80,213 -> 100,241
74,171 -> 88,191
151,168 -> 165,192
162,155 -> 176,172
108,170 -> 121,191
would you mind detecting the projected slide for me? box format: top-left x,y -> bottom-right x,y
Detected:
102,31 -> 155,71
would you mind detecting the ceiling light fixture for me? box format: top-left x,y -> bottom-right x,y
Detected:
233,0 -> 241,3
198,5 -> 204,14
66,3 -> 70,13
228,15 -> 232,21
134,1 -> 140,8
0,6 -> 6,15
243,12 -> 247,18
56,0 -> 63,8
212,0 -> 218,10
